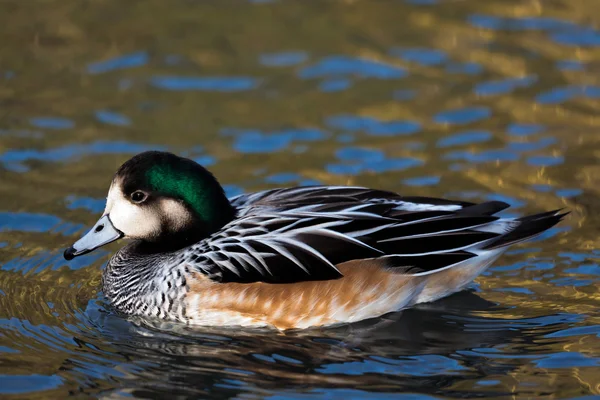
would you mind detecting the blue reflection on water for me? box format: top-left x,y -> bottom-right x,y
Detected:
223,128 -> 326,154
328,148 -> 423,175
443,135 -> 558,164
527,155 -> 565,166
150,76 -> 259,91
299,56 -> 407,79
223,184 -> 244,198
486,193 -> 525,208
319,79 -> 352,92
531,184 -> 553,193
318,354 -> 468,376
336,147 -> 384,162
65,196 -> 106,214
0,212 -> 83,235
87,51 -> 149,74
552,28 -> 600,47
260,51 -> 309,67
507,137 -> 557,152
436,131 -> 492,148
0,375 -> 64,394
265,173 -> 304,185
546,325 -> 600,338
506,123 -> 544,137
446,62 -> 483,75
2,249 -> 106,272
535,352 -> 600,368
402,176 -> 440,186
475,75 -> 537,96
445,148 -> 519,163
555,188 -> 583,198
468,15 -> 575,31
0,141 -> 164,172
29,117 -> 75,130
556,60 -> 585,71
362,158 -> 424,172
536,85 -> 600,104
326,115 -> 421,136
565,263 -> 600,276
95,110 -> 131,126
390,48 -> 448,66
434,107 -> 491,125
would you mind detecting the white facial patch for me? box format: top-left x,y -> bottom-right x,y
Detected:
105,184 -> 161,239
103,181 -> 193,240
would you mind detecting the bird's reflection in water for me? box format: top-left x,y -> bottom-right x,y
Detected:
75,291 -> 537,398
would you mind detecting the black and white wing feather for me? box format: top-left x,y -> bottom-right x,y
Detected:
189,186 -> 565,283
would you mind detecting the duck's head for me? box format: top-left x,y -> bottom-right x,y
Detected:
64,151 -> 234,260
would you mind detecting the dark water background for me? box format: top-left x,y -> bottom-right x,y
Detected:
1,0 -> 599,398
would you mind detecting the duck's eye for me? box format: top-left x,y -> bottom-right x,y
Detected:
130,191 -> 147,203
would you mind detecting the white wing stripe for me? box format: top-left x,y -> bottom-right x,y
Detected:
258,240 -> 311,275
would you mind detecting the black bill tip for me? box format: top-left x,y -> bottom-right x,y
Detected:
64,247 -> 76,261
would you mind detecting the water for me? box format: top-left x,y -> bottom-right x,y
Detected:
0,0 -> 599,398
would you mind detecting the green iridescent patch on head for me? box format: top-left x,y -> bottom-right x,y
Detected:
146,163 -> 220,227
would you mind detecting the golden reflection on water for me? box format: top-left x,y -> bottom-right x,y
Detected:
0,0 -> 599,397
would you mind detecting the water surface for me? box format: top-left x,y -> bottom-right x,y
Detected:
0,0 -> 599,398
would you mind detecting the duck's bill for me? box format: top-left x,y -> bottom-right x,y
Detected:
64,214 -> 123,260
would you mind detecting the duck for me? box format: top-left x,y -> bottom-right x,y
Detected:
64,151 -> 567,330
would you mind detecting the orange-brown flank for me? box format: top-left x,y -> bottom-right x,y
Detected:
185,260 -> 425,330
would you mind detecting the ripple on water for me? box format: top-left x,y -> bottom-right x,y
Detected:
405,0 -> 439,5
506,123 -> 545,136
29,117 -> 75,130
552,27 -> 600,47
94,110 -> 131,126
0,212 -> 83,236
223,127 -> 326,154
527,155 -> 565,167
298,55 -> 407,79
556,59 -> 586,71
2,249 -> 106,272
326,114 -> 421,136
328,147 -> 423,175
436,130 -> 492,148
87,51 -> 149,74
0,129 -> 44,139
390,47 -> 448,66
555,188 -> 583,198
318,354 -> 469,377
474,75 -> 537,96
0,375 -> 64,395
319,78 -> 352,92
393,89 -> 417,101
536,85 -> 600,104
259,51 -> 309,67
402,176 -> 441,186
150,76 -> 260,92
444,148 -> 520,164
433,106 -> 491,125
65,195 -> 106,214
468,14 -> 576,31
445,61 -> 483,75
0,141 -> 164,172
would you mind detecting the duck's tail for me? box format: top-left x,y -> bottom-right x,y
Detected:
481,209 -> 568,250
